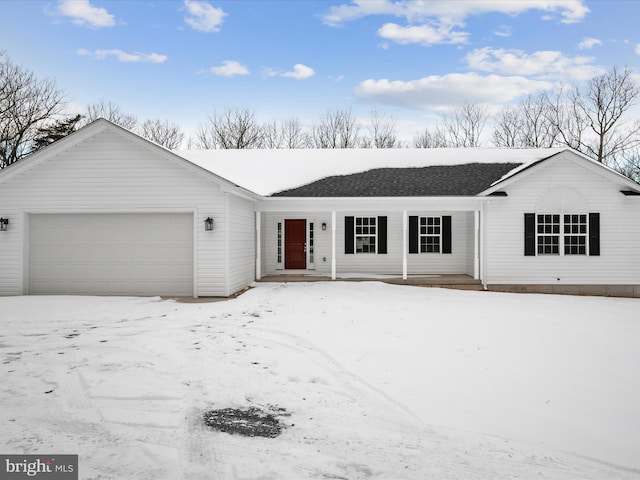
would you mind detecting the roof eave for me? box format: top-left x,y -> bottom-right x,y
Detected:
258,195 -> 492,212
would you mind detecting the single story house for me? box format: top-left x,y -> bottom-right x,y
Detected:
1,118 -> 639,297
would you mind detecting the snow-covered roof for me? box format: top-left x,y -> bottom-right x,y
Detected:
176,148 -> 566,196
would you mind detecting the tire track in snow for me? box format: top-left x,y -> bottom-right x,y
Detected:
229,322 -> 423,424
58,368 -> 104,424
179,331 -> 229,480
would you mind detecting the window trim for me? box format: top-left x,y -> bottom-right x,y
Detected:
536,213 -> 561,255
345,216 -> 387,255
409,215 -> 452,255
419,216 -> 442,254
354,216 -> 377,254
563,214 -> 588,255
276,221 -> 283,267
532,212 -> 592,256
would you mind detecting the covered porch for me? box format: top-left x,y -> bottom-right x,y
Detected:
256,196 -> 495,288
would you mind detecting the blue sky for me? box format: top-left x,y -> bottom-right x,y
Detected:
2,0 -> 640,141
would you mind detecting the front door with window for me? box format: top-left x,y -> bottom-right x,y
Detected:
285,219 -> 306,269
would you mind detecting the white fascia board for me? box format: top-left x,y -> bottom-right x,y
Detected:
257,196 -> 488,212
218,184 -> 262,202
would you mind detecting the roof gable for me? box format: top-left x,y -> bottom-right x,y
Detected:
0,119 -> 260,200
271,163 -> 523,197
480,149 -> 640,195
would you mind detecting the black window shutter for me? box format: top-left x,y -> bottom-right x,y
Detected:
589,212 -> 600,256
524,213 -> 536,256
409,216 -> 419,254
345,216 -> 354,254
377,216 -> 387,254
442,215 -> 452,254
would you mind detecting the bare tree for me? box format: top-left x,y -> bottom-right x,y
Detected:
615,146 -> 640,181
280,118 -> 308,148
575,67 -> 640,163
519,93 -> 558,147
492,105 -> 521,147
0,51 -> 67,167
310,107 -> 361,148
365,109 -> 399,148
195,107 -> 264,149
83,100 -> 138,130
412,126 -> 448,148
493,94 -> 557,148
140,118 -> 184,149
261,117 -> 309,149
441,101 -> 488,147
262,120 -> 283,149
545,84 -> 592,153
544,68 -> 640,166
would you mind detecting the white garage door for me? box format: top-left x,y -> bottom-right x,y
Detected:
29,213 -> 194,296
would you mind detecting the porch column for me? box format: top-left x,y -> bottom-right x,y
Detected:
331,210 -> 336,280
473,210 -> 480,280
402,210 -> 408,280
480,205 -> 486,289
255,211 -> 262,280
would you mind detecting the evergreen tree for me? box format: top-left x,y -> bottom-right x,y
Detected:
29,114 -> 82,154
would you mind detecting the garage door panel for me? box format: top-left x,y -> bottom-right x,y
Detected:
29,213 -> 194,296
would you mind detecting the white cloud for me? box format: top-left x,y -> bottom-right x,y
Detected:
322,0 -> 589,26
578,37 -> 602,50
322,0 -> 398,27
378,22 -> 468,46
493,25 -> 512,38
263,64 -> 315,80
56,0 -> 115,28
210,60 -> 249,77
77,49 -> 167,63
354,73 -> 552,110
281,64 -> 315,80
635,44 -> 640,56
465,47 -> 605,81
184,0 -> 226,32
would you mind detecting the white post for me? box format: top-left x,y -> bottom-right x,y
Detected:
255,211 -> 261,280
331,210 -> 336,280
480,205 -> 486,289
402,210 -> 408,280
473,210 -> 480,280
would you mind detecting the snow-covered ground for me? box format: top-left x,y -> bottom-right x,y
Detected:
1,282 -> 639,479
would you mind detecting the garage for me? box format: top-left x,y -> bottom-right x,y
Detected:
28,213 -> 194,296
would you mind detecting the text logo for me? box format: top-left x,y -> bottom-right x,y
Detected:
0,455 -> 77,480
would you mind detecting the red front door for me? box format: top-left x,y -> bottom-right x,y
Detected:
285,219 -> 306,269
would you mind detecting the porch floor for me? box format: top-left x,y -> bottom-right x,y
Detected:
257,273 -> 483,290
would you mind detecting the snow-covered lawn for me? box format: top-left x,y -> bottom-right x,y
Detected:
1,282 -> 639,479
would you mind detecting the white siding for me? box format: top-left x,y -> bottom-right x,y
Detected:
227,194 -> 257,295
0,125 -> 246,296
485,151 -> 640,285
406,211 -> 470,275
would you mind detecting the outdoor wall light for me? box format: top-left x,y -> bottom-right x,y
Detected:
204,217 -> 214,231
322,222 -> 327,231
0,218 -> 8,231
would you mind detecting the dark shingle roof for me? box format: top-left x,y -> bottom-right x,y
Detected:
271,162 -> 522,197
